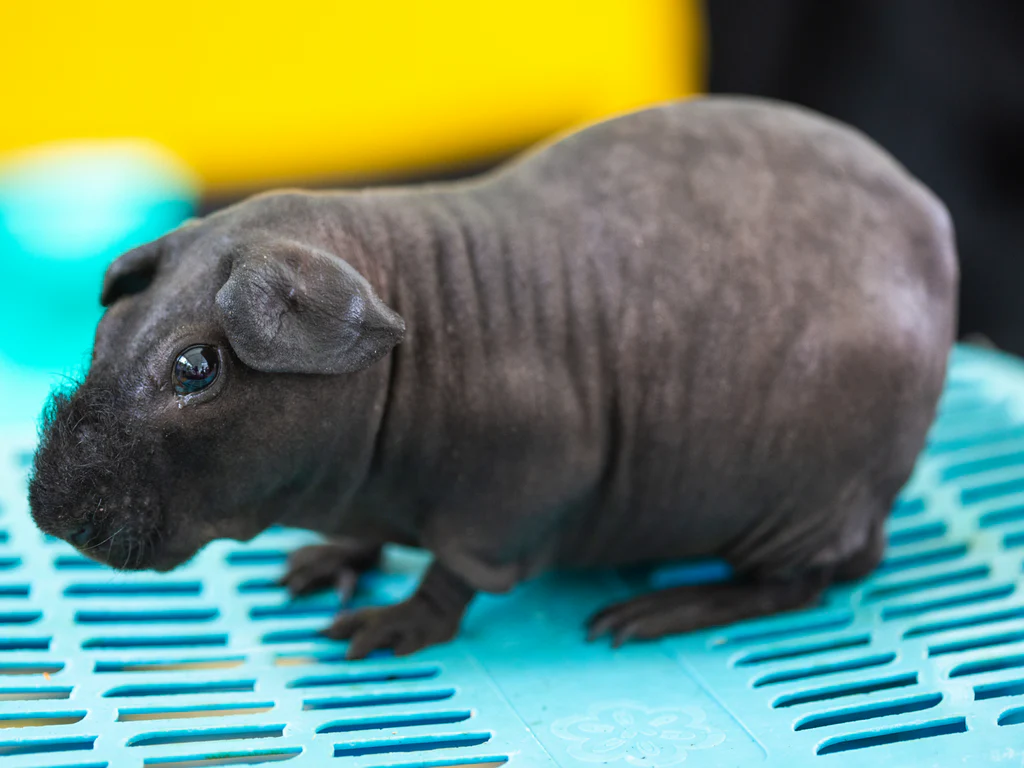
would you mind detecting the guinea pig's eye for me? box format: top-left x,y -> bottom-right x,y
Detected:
172,345 -> 219,395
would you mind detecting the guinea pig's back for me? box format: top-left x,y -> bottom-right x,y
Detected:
496,96 -> 958,569
505,95 -> 956,319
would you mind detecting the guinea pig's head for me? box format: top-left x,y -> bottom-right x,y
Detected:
28,194 -> 405,570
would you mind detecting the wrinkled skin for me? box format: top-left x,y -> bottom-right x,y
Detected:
29,97 -> 958,657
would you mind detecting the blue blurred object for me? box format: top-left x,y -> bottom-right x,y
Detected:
0,141 -> 197,424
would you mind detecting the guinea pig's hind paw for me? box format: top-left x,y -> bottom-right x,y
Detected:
321,598 -> 461,660
279,541 -> 382,601
587,578 -> 826,648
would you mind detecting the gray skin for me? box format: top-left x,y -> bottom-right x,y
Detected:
28,97 -> 958,658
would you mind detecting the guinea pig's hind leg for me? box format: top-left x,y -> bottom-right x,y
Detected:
322,561 -> 476,660
280,539 -> 382,604
587,572 -> 830,647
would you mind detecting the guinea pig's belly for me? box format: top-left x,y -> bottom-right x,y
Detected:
552,488 -> 751,570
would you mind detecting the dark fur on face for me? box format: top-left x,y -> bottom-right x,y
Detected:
28,193 -> 405,570
30,379 -> 164,569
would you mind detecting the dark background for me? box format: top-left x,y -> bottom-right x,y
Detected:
706,0 -> 1024,353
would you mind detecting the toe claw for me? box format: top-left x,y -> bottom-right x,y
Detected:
336,569 -> 358,607
586,620 -> 609,642
587,598 -> 657,646
586,608 -> 614,641
346,626 -> 390,661
394,637 -> 422,657
612,622 -> 638,648
284,576 -> 310,596
345,638 -> 370,661
322,611 -> 362,641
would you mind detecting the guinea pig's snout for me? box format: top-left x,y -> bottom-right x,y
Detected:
31,385 -> 171,570
68,523 -> 96,548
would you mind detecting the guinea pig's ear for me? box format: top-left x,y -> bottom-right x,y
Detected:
100,241 -> 162,307
215,242 -> 405,375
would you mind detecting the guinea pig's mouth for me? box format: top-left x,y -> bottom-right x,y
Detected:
53,510 -> 264,573
68,519 -> 178,572
69,509 -> 248,572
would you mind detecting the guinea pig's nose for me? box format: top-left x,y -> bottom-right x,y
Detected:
69,524 -> 95,548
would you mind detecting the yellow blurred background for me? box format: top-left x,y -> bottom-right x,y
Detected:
0,0 -> 703,423
2,0 -> 703,193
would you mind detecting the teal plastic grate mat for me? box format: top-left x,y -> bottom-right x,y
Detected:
1,344 -> 1024,767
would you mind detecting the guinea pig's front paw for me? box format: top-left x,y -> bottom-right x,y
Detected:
279,540 -> 381,604
322,597 -> 462,660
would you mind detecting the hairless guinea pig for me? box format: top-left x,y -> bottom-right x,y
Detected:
29,97 -> 957,658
